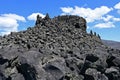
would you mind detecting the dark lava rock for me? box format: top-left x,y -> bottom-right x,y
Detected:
0,14 -> 120,80
85,68 -> 108,80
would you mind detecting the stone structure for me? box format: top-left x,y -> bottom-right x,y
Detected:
35,14 -> 87,31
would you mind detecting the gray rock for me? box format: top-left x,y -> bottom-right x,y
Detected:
0,14 -> 120,80
105,67 -> 119,74
85,68 -> 108,80
105,67 -> 120,80
11,74 -> 25,80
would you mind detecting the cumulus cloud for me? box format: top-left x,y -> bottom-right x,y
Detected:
114,2 -> 120,14
102,15 -> 113,22
102,15 -> 120,22
61,7 -> 73,14
27,13 -> 45,21
94,22 -> 115,28
1,14 -> 26,22
61,6 -> 113,23
0,13 -> 26,35
114,2 -> 120,9
94,15 -> 120,29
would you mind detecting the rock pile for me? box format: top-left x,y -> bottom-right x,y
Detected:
0,14 -> 120,80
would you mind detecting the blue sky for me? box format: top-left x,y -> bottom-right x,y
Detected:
0,0 -> 120,41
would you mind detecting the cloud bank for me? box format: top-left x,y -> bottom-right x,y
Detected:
61,6 -> 113,23
0,13 -> 26,35
61,2 -> 120,29
94,22 -> 115,28
0,13 -> 45,35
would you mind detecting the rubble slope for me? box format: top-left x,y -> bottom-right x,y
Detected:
0,14 -> 120,80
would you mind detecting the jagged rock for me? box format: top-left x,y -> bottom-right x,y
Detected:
35,15 -> 42,25
86,54 -> 99,62
43,57 -> 68,80
85,68 -> 108,80
44,13 -> 50,20
60,73 -> 84,80
112,57 -> 120,67
0,14 -> 120,80
11,74 -> 25,80
105,67 -> 120,80
105,67 -> 119,74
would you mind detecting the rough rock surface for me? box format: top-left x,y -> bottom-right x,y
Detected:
0,14 -> 120,80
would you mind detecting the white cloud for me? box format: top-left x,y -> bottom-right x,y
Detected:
114,2 -> 120,9
114,2 -> 120,14
112,17 -> 120,21
1,13 -> 26,22
0,14 -> 26,35
61,7 -> 73,15
61,6 -> 113,23
102,15 -> 113,22
94,15 -> 120,29
102,15 -> 120,22
27,13 -> 45,21
94,22 -> 115,28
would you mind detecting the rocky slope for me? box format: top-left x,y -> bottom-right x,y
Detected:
0,14 -> 120,80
